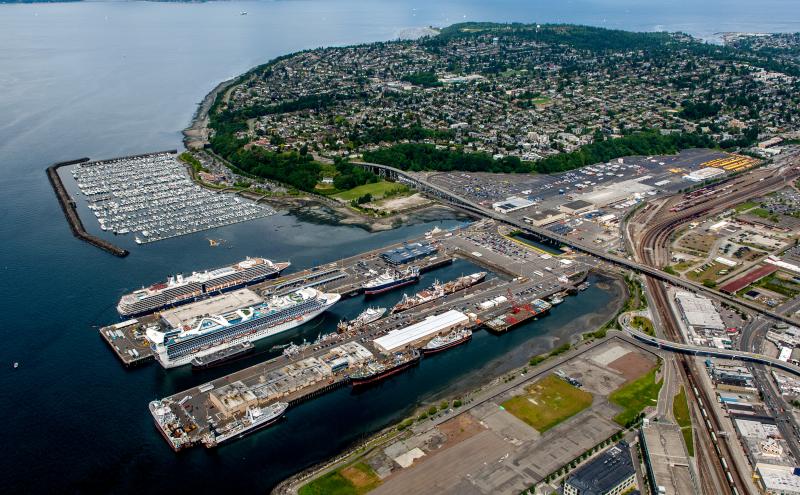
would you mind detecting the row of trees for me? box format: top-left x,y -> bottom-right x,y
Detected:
362,143 -> 532,173
361,131 -> 717,175
332,158 -> 378,190
227,146 -> 321,192
532,131 -> 716,173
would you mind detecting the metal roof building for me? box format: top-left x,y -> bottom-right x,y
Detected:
380,242 -> 438,265
674,291 -> 725,331
372,310 -> 468,354
564,442 -> 636,495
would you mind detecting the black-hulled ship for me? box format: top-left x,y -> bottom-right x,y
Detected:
190,342 -> 255,370
349,349 -> 421,387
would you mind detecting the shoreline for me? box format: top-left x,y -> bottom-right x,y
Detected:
273,271 -> 627,494
180,75 -> 466,232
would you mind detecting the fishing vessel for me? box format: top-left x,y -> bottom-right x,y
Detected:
191,342 -> 254,370
422,328 -> 472,355
206,402 -> 288,446
337,307 -> 386,333
349,349 -> 421,388
362,267 -> 419,296
146,287 -> 340,368
391,272 -> 486,314
117,257 -> 290,317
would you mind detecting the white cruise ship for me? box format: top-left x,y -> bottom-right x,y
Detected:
146,287 -> 340,368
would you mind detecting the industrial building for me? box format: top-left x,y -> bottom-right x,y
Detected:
559,199 -> 595,215
756,463 -> 800,494
381,242 -> 438,265
372,310 -> 469,353
523,209 -> 566,227
674,291 -> 725,332
683,167 -> 726,182
492,196 -> 535,214
563,442 -> 636,495
640,422 -> 696,495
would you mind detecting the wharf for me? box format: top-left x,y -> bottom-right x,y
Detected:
149,270 -> 579,451
100,238 -> 455,368
99,319 -> 154,367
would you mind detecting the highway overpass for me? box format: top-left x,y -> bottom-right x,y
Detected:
354,160 -> 800,327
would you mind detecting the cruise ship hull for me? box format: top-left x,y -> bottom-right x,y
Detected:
118,270 -> 285,318
155,300 -> 337,369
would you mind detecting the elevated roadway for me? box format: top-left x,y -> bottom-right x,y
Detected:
355,160 -> 800,327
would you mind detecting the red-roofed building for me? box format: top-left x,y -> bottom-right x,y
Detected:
720,264 -> 778,294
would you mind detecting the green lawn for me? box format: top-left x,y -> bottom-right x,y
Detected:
333,181 -> 409,201
299,462 -> 381,495
673,386 -> 694,456
748,207 -> 781,223
502,375 -> 593,432
734,201 -> 759,213
610,367 -> 663,426
631,316 -> 655,336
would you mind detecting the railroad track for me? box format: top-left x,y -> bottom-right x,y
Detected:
626,172 -> 800,494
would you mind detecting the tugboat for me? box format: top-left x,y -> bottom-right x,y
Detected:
349,349 -> 421,388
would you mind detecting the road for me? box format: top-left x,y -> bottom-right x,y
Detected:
354,156 -> 800,327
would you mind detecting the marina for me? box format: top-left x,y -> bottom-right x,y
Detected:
69,151 -> 274,244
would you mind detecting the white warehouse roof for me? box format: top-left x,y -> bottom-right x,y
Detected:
373,310 -> 468,353
675,291 -> 725,331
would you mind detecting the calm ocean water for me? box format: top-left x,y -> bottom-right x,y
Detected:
0,0 -> 797,492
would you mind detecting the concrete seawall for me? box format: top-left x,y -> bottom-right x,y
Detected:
46,158 -> 129,257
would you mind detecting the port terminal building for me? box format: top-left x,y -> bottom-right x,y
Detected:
373,310 -> 469,354
381,242 -> 438,265
563,442 -> 636,495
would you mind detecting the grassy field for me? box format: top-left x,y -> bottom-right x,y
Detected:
299,462 -> 381,495
610,366 -> 663,426
333,181 -> 409,201
734,201 -> 759,213
686,261 -> 730,283
631,316 -> 655,336
502,375 -> 593,432
673,386 -> 694,456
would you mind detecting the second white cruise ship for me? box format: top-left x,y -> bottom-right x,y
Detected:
146,287 -> 340,368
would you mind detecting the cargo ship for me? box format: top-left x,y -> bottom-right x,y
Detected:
391,272 -> 486,314
205,402 -> 288,447
146,287 -> 340,368
421,328 -> 472,355
117,257 -> 290,317
337,307 -> 386,333
191,342 -> 254,370
362,267 -> 419,296
484,298 -> 553,333
349,349 -> 421,387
